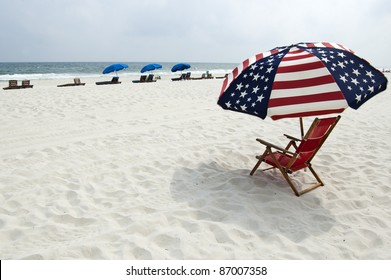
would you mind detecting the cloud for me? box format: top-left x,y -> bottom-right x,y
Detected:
0,0 -> 390,66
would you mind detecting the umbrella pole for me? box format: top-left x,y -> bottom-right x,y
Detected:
300,117 -> 304,139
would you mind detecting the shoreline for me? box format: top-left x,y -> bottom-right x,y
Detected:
0,62 -> 236,82
1,74 -> 228,90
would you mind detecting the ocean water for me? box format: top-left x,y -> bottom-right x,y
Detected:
0,62 -> 237,81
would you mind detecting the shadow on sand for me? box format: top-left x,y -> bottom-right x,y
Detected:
170,161 -> 336,243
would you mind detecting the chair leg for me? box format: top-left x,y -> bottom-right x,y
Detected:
295,165 -> 324,196
250,150 -> 324,197
275,166 -> 324,197
250,149 -> 269,176
250,148 -> 300,196
281,172 -> 301,197
268,152 -> 300,196
308,165 -> 324,186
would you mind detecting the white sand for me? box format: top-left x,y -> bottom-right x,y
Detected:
0,75 -> 390,260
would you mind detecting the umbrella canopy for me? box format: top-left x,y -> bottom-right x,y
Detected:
171,63 -> 191,72
218,42 -> 388,121
141,63 -> 162,73
102,63 -> 129,75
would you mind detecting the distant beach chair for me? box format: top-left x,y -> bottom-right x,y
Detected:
21,80 -> 33,88
57,78 -> 86,87
216,73 -> 228,79
3,80 -> 33,90
96,76 -> 121,85
250,116 -> 341,196
3,80 -> 20,90
146,74 -> 157,82
192,72 -> 214,80
171,73 -> 187,81
191,73 -> 206,80
185,72 -> 191,80
132,74 -> 157,83
132,75 -> 147,83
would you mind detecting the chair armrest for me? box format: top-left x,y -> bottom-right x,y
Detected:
256,138 -> 295,155
283,134 -> 301,142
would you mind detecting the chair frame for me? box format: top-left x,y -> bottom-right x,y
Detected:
3,80 -> 33,90
57,78 -> 85,87
146,74 -> 157,82
96,76 -> 121,85
171,73 -> 187,81
132,75 -> 147,83
250,116 -> 341,196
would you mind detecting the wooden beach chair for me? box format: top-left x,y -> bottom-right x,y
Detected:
3,80 -> 20,90
132,75 -> 147,83
21,80 -> 33,88
171,73 -> 186,81
57,78 -> 86,87
146,74 -> 157,82
250,116 -> 341,196
96,76 -> 121,85
192,72 -> 214,80
3,80 -> 33,90
216,74 -> 228,79
191,73 -> 206,80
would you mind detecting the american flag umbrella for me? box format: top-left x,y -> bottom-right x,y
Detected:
218,42 -> 388,131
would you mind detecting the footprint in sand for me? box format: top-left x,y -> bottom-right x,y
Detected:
66,191 -> 79,206
22,254 -> 45,260
132,247 -> 152,259
52,214 -> 95,226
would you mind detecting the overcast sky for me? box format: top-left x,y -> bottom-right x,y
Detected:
1,0 -> 390,66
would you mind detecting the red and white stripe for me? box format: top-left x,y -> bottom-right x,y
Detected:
297,42 -> 354,53
219,48 -> 280,96
219,42 -> 353,98
267,47 -> 348,120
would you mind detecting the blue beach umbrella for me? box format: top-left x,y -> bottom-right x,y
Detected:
141,63 -> 162,73
171,63 -> 191,72
102,63 -> 129,76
